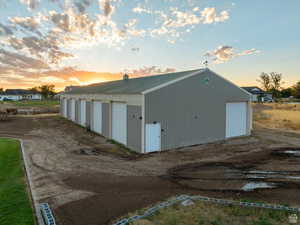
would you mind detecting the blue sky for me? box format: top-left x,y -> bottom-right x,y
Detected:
0,0 -> 299,90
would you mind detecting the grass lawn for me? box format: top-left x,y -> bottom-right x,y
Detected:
0,138 -> 35,225
131,200 -> 298,225
10,100 -> 59,107
254,103 -> 300,131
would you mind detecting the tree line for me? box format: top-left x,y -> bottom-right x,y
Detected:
0,84 -> 57,99
28,84 -> 57,99
257,72 -> 300,99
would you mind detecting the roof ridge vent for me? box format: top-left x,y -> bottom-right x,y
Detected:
123,74 -> 129,81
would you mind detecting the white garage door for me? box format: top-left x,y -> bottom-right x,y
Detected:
71,99 -> 76,121
145,123 -> 161,153
63,99 -> 67,118
92,101 -> 102,134
112,103 -> 127,145
226,102 -> 247,138
80,100 -> 86,127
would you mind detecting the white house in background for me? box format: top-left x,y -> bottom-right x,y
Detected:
0,89 -> 42,101
241,86 -> 273,102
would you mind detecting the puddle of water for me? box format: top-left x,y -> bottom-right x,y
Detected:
284,150 -> 300,156
248,170 -> 277,174
241,182 -> 276,191
226,169 -> 300,180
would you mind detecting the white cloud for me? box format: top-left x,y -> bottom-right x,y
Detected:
19,0 -> 39,10
38,76 -> 65,83
99,0 -> 115,17
9,16 -> 42,36
0,23 -> 14,36
126,66 -> 176,76
201,8 -> 229,24
205,45 -> 260,64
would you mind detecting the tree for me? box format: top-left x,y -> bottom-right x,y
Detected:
39,84 -> 56,99
293,81 -> 300,99
29,84 -> 56,99
0,88 -> 3,92
281,88 -> 293,98
257,72 -> 284,98
257,72 -> 272,91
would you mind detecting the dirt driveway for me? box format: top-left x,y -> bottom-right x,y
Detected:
1,115 -> 300,225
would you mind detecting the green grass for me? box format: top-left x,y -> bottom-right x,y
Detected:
0,138 -> 35,225
129,199 -> 298,225
11,100 -> 59,107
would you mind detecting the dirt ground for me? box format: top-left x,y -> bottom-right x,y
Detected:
1,114 -> 300,225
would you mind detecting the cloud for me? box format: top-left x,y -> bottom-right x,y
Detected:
0,23 -> 14,36
10,16 -> 41,35
200,8 -> 229,24
0,49 -> 49,69
38,76 -> 66,83
238,48 -> 261,56
147,6 -> 230,43
99,0 -> 114,17
74,0 -> 93,13
205,45 -> 260,64
19,0 -> 39,10
127,66 -> 176,76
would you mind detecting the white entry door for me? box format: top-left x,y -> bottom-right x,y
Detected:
63,99 -> 67,118
92,101 -> 102,134
145,123 -> 161,153
80,100 -> 86,127
226,102 -> 247,138
112,103 -> 127,145
71,99 -> 76,121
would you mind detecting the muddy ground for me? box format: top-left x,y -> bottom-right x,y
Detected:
1,115 -> 300,225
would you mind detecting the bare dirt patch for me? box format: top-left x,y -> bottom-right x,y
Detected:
2,115 -> 300,225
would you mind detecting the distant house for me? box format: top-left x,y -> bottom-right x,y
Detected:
241,86 -> 273,102
0,89 -> 42,101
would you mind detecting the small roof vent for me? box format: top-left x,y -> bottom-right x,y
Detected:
123,74 -> 129,80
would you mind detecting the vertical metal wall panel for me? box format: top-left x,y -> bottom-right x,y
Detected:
75,100 -> 80,124
67,99 -> 72,119
111,103 -> 127,145
85,101 -> 91,129
71,99 -> 76,121
127,105 -> 142,152
102,103 -> 110,138
60,98 -> 64,116
80,100 -> 86,126
144,70 -> 251,151
92,101 -> 102,134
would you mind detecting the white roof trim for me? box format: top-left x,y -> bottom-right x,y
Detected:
142,69 -> 205,95
208,69 -> 252,98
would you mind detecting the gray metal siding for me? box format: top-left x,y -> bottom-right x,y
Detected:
67,99 -> 71,119
102,103 -> 110,137
144,70 -> 250,151
60,98 -> 64,116
75,100 -> 80,124
86,101 -> 91,129
127,106 -> 142,152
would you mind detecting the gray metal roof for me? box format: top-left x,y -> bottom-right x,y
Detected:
66,69 -> 204,95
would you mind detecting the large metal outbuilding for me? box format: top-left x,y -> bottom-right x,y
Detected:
60,69 -> 252,153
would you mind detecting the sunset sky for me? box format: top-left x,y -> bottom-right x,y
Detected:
0,0 -> 299,91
